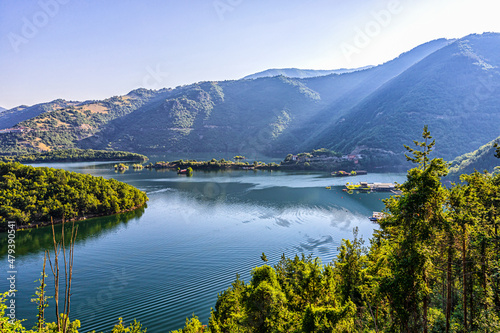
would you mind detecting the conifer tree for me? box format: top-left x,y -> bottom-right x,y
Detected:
380,126 -> 448,332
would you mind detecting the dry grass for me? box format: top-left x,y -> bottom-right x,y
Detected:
77,103 -> 109,114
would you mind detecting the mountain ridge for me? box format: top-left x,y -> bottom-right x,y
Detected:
0,33 -> 498,170
311,33 -> 500,160
242,66 -> 373,80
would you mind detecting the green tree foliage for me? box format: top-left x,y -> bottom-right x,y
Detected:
333,229 -> 365,307
170,315 -> 204,333
380,126 -> 448,331
0,162 -> 148,230
191,254 -> 356,332
0,292 -> 27,332
0,149 -> 148,163
108,318 -> 147,333
447,137 -> 500,180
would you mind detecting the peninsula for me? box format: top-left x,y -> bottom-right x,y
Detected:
0,162 -> 148,231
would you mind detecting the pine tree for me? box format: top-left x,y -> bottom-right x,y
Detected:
380,126 -> 448,332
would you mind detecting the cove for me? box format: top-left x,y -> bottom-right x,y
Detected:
0,159 -> 405,332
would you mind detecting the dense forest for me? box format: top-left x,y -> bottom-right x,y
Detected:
447,137 -> 500,180
0,162 -> 148,231
0,149 -> 148,163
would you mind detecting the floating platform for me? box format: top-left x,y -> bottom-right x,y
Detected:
344,181 -> 401,194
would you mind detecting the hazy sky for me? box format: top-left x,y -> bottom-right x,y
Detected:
1,0 -> 499,109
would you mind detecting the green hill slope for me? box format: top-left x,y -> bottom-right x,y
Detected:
312,33 -> 500,161
447,136 -> 500,179
0,99 -> 78,130
0,89 -> 169,154
1,33 -> 499,166
80,77 -> 322,154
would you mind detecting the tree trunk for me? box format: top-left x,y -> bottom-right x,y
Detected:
423,269 -> 428,333
495,221 -> 500,309
38,253 -> 47,331
469,265 -> 474,331
446,234 -> 453,333
481,238 -> 487,312
462,224 -> 468,332
50,221 -> 61,332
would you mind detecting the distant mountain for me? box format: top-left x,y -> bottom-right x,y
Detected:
0,89 -> 167,154
0,106 -> 6,113
242,66 -> 373,80
447,136 -> 500,179
1,33 -> 499,168
274,37 -> 454,151
0,100 -> 78,130
307,33 -> 500,161
79,77 -> 323,153
91,37 -> 451,155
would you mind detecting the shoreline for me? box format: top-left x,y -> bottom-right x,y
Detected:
144,161 -> 280,171
4,203 -> 148,232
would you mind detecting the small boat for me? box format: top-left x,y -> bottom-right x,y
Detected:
177,169 -> 188,174
369,212 -> 387,222
325,186 -> 331,189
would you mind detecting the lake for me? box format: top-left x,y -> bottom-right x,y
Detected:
0,158 -> 406,332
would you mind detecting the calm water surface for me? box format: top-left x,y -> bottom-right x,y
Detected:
0,158 -> 405,332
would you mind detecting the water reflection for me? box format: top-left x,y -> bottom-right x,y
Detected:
1,163 -> 405,333
296,235 -> 335,253
0,207 -> 145,257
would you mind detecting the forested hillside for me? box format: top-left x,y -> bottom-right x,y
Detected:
0,99 -> 78,130
447,135 -> 500,179
81,77 -> 322,153
0,33 -> 499,169
0,162 -> 148,230
313,33 -> 500,161
0,148 -> 148,163
0,89 -> 171,154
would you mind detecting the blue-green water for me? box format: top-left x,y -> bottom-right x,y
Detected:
0,159 -> 406,332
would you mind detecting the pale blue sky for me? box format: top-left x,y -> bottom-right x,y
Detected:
1,0 -> 499,109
